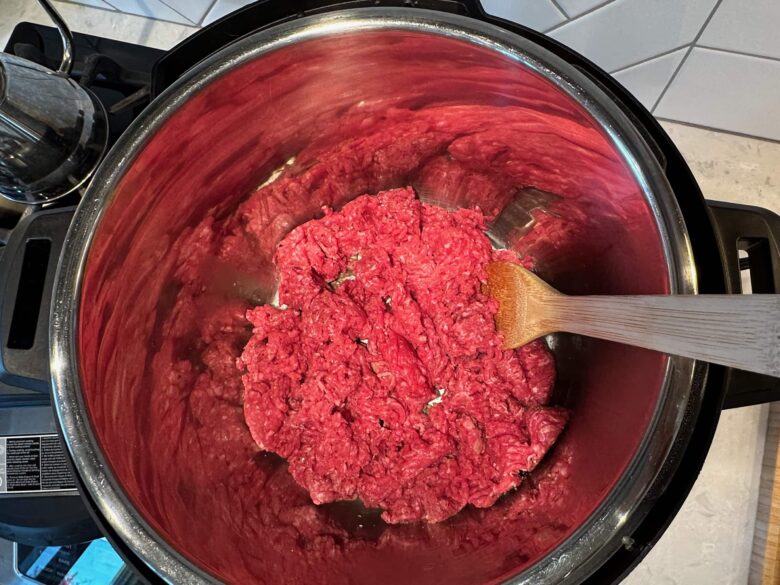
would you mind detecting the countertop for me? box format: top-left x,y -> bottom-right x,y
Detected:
621,124 -> 778,585
2,2 -> 779,584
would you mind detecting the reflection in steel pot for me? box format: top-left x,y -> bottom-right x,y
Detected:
0,54 -> 107,203
0,0 -> 108,204
51,9 -> 699,585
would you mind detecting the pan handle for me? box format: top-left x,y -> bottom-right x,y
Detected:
708,200 -> 780,408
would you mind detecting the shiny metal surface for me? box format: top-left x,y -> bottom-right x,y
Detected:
0,54 -> 107,204
51,8 -> 697,585
35,0 -> 74,75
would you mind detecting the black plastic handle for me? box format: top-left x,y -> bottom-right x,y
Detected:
0,207 -> 75,398
708,200 -> 780,408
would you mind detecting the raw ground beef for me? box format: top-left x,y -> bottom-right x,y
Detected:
82,87 -> 648,582
240,187 -> 568,523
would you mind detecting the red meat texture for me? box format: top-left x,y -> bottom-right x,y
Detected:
240,187 -> 568,524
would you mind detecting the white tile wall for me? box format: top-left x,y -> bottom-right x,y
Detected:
481,0 -> 566,31
103,0 -> 192,24
158,0 -> 215,25
19,0 -> 780,141
699,0 -> 780,60
611,47 -> 687,110
492,0 -> 780,141
2,0 -> 196,50
554,0 -> 607,18
548,0 -> 718,71
62,0 -> 116,9
655,48 -> 780,142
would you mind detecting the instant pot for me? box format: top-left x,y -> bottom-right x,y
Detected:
7,1 -> 780,584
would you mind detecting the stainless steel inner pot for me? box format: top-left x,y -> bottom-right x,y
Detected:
51,8 -> 698,585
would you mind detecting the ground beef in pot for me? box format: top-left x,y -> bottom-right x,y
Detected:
240,187 -> 568,524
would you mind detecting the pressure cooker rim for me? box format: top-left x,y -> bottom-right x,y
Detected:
49,7 -> 698,585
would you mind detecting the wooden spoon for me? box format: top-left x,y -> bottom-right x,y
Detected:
484,261 -> 780,377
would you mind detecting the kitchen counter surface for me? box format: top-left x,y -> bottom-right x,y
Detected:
1,2 -> 779,584
621,124 -> 778,585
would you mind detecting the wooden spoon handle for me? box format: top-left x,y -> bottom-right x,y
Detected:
545,294 -> 780,377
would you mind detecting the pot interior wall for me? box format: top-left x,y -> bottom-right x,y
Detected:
77,29 -> 671,585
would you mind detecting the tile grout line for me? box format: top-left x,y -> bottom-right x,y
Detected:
650,0 -> 725,113
697,44 -> 780,63
54,0 -> 118,14
548,0 -> 570,19
156,0 -> 200,26
197,0 -> 221,26
543,0 -> 617,34
54,0 -> 197,28
100,0 -> 199,28
647,50 -> 690,113
655,118 -> 780,147
608,43 -> 690,75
